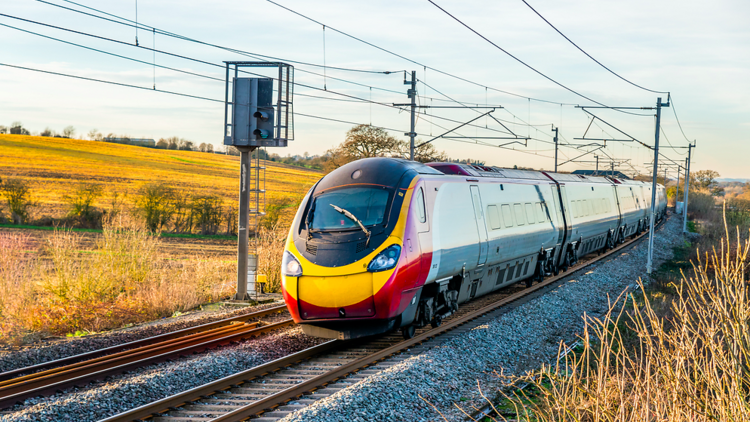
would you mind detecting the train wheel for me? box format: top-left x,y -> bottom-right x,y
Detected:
431,314 -> 442,328
553,265 -> 559,276
402,325 -> 416,339
561,254 -> 570,272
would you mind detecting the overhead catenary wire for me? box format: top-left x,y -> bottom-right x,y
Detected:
518,0 -> 667,95
262,0 -> 577,106
0,12 -> 500,107
2,17 -> 551,147
36,0 -> 399,76
11,2 -> 681,168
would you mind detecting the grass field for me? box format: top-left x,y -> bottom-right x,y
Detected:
0,135 -> 318,343
0,134 -> 322,219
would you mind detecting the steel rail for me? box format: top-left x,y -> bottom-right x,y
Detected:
0,304 -> 287,382
0,319 -> 294,409
99,340 -> 344,422
101,217 -> 664,422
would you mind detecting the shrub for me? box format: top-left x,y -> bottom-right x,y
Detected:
170,191 -> 193,233
63,182 -> 104,227
224,205 -> 238,236
135,183 -> 175,232
0,177 -> 34,224
9,121 -> 30,135
191,195 -> 223,235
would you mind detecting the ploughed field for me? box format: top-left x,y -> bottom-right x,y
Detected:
0,134 -> 321,219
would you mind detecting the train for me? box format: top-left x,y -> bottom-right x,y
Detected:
280,158 -> 667,340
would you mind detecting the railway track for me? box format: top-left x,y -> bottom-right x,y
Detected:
0,305 -> 290,409
100,220 -> 661,422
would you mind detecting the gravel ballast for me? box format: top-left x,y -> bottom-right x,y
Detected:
0,300 -> 284,373
278,216 -> 685,422
2,326 -> 326,422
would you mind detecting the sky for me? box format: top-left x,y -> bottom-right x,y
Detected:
1,0 -> 749,178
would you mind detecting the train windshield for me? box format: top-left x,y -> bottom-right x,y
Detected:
309,187 -> 390,231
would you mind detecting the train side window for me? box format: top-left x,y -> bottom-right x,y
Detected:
487,205 -> 502,230
571,201 -> 577,218
415,188 -> 426,223
593,200 -> 600,215
514,204 -> 525,226
525,203 -> 535,225
536,202 -> 545,223
501,204 -> 514,227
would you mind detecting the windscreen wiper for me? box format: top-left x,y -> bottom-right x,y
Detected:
330,204 -> 371,247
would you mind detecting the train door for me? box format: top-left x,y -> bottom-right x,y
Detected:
414,185 -> 432,281
470,185 -> 489,267
556,184 -> 572,268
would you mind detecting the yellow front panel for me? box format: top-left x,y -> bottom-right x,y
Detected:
298,272 -> 373,308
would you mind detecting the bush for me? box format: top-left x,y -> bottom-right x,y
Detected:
0,177 -> 34,224
135,183 -> 175,232
9,121 -> 30,135
191,195 -> 223,235
63,182 -> 104,227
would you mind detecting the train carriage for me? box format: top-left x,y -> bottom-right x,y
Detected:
281,158 -> 667,340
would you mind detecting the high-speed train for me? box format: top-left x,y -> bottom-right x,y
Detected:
281,158 -> 667,340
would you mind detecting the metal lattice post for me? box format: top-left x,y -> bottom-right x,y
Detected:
647,97 -> 668,274
683,144 -> 693,233
552,126 -> 559,172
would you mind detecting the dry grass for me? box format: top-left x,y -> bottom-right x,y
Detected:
0,134 -> 321,221
477,211 -> 750,422
0,216 -> 236,344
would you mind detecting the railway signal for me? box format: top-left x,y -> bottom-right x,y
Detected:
223,61 -> 295,301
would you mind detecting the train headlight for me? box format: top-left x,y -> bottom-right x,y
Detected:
367,245 -> 402,272
282,251 -> 303,277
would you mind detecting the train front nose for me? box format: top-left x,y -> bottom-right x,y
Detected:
281,242 -> 402,325
297,272 -> 376,320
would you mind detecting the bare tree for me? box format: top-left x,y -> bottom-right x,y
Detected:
206,143 -> 214,153
88,129 -> 102,141
40,128 -> 54,137
62,126 -> 75,138
0,126 -> 7,134
326,125 -> 401,170
156,138 -> 169,149
178,139 -> 195,151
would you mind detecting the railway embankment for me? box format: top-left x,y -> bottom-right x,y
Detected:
277,216 -> 684,422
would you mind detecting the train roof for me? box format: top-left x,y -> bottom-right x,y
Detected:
426,162 -> 614,185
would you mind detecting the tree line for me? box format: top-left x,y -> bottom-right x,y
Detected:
0,176 -> 297,235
